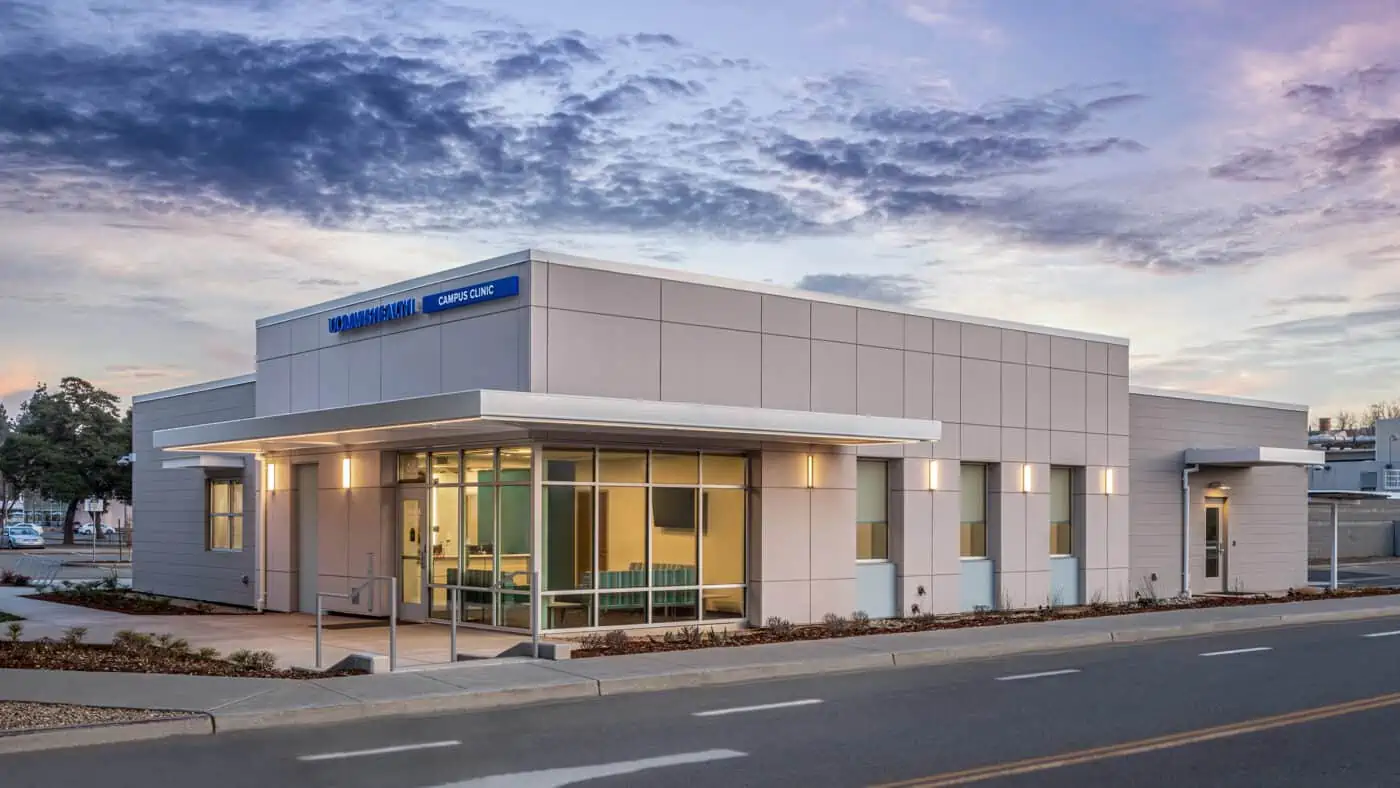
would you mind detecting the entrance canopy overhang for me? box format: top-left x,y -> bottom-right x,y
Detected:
153,389 -> 943,454
1183,446 -> 1326,468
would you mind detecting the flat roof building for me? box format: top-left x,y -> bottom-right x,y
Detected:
132,249 -> 1323,633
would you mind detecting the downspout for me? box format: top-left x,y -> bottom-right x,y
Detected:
255,452 -> 268,612
1181,464 -> 1199,599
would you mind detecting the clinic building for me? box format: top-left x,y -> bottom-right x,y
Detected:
131,249 -> 1323,633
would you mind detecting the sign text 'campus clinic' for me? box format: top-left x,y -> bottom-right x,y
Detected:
422,276 -> 520,314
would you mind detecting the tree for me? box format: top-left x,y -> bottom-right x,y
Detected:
0,378 -> 131,544
1335,410 -> 1358,432
0,403 -> 18,524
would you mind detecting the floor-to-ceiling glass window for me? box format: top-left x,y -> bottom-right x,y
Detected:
541,448 -> 747,631
416,447 -> 534,628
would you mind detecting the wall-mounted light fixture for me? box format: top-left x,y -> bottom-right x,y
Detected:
928,460 -> 939,491
1207,481 -> 1231,494
1022,463 -> 1034,493
1104,467 -> 1116,496
806,454 -> 815,488
341,457 -> 352,489
265,462 -> 276,491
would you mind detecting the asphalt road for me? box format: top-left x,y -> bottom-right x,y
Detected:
6,617 -> 1400,787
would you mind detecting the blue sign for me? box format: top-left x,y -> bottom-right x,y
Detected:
327,297 -> 417,333
423,275 -> 520,314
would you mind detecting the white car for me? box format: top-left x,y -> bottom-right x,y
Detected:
2,525 -> 45,549
76,523 -> 117,537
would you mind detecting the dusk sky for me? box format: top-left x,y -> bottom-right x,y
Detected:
2,0 -> 1399,418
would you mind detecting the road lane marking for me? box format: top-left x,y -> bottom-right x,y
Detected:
431,749 -> 747,787
1199,647 -> 1272,657
994,669 -> 1081,682
297,740 -> 460,761
693,699 -> 824,716
868,690 -> 1400,787
1362,630 -> 1400,638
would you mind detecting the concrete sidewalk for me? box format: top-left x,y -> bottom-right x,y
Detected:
4,593 -> 1400,752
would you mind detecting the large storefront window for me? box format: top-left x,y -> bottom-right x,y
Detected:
542,448 -> 747,630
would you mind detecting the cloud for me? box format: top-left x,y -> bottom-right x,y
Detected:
1267,293 -> 1351,308
796,272 -> 925,304
901,0 -> 1004,45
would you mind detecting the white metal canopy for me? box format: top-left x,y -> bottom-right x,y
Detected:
1183,446 -> 1326,467
153,389 -> 944,454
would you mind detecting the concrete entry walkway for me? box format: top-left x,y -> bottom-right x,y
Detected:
0,588 -> 525,670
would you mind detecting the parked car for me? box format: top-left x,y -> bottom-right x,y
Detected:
76,522 -> 117,537
1,525 -> 45,549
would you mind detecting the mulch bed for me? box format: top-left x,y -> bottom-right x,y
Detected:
27,590 -> 250,616
0,701 -> 192,733
0,641 -> 363,679
571,587 -> 1400,658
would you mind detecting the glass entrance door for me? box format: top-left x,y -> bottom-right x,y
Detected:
1204,504 -> 1227,591
397,487 -> 428,621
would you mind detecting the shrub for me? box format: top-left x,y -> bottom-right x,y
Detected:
154,634 -> 191,655
228,649 -> 277,672
664,626 -> 703,646
0,569 -> 30,587
703,628 -> 733,646
99,573 -> 121,591
764,616 -> 794,637
5,622 -> 22,643
60,626 -> 88,646
602,630 -> 630,650
821,613 -> 849,635
113,630 -> 155,651
850,611 -> 871,631
195,647 -> 221,660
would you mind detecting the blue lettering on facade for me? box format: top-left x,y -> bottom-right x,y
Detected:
422,275 -> 520,314
326,297 -> 417,334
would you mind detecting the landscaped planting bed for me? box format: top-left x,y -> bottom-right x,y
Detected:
27,580 -> 251,616
571,586 -> 1400,658
0,701 -> 192,733
0,626 -> 362,678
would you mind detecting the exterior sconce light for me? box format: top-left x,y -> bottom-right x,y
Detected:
1022,463 -> 1033,493
806,454 -> 815,488
1207,481 -> 1230,493
341,457 -> 352,489
928,460 -> 939,491
1104,468 -> 1115,495
265,462 -> 276,491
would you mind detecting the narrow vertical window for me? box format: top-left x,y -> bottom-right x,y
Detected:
857,460 -> 889,560
207,478 -> 244,552
960,464 -> 987,558
1050,467 -> 1073,556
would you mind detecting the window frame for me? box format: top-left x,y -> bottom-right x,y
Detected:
1049,466 -> 1074,557
856,459 -> 890,562
959,463 -> 988,559
206,477 -> 244,553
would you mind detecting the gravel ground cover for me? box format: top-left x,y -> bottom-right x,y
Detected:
0,701 -> 191,733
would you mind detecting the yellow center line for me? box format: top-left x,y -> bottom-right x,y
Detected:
870,690 -> 1400,787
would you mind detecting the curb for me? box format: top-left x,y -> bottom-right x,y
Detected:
0,715 -> 211,754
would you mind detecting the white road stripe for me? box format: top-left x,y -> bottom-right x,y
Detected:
433,749 -> 747,787
693,699 -> 824,717
995,669 -> 1081,682
297,740 -> 460,762
1199,647 -> 1273,657
1362,630 -> 1400,638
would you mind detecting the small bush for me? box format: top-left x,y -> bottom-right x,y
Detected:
602,629 -> 630,650
195,647 -> 221,660
154,633 -> 191,655
113,630 -> 155,651
5,622 -> 22,643
764,616 -> 794,637
99,573 -> 121,591
703,628 -> 733,646
850,611 -> 871,631
664,626 -> 703,646
1089,590 -> 1107,609
228,649 -> 277,672
821,613 -> 849,635
60,626 -> 88,646
0,569 -> 30,587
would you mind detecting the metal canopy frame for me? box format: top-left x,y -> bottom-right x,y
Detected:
1308,490 -> 1399,591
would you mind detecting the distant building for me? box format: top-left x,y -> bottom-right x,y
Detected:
1310,418 -> 1400,493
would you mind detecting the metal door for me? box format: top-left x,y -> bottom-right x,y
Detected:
397,486 -> 429,621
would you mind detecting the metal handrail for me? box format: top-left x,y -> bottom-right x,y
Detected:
315,575 -> 397,672
428,570 -> 541,663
